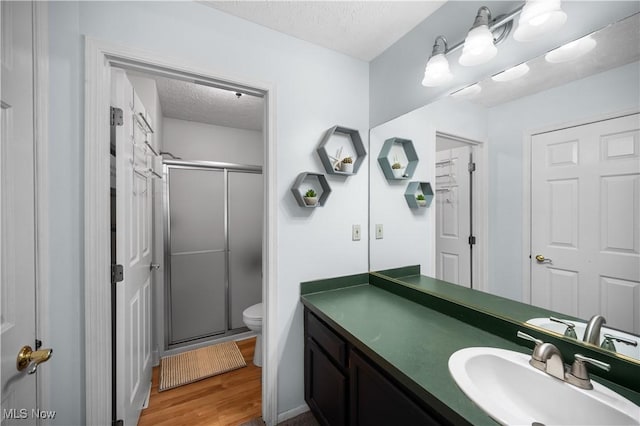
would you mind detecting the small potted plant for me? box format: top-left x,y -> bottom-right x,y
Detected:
341,156 -> 354,173
303,189 -> 318,206
416,194 -> 427,207
391,157 -> 404,179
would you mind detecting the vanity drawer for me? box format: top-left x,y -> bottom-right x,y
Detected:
306,310 -> 347,368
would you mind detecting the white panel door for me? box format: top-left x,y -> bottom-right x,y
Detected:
531,113 -> 640,333
435,145 -> 471,287
112,69 -> 153,426
1,2 -> 48,423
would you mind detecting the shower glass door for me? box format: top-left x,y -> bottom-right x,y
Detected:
167,167 -> 226,344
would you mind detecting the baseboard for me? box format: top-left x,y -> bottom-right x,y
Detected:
277,404 -> 310,423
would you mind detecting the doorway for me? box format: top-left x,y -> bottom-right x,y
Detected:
435,132 -> 481,289
85,39 -> 277,425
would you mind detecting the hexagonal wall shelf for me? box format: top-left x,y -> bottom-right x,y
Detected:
317,125 -> 367,176
378,137 -> 419,180
404,181 -> 434,208
291,172 -> 331,208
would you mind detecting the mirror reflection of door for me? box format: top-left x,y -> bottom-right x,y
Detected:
435,135 -> 476,288
531,113 -> 640,333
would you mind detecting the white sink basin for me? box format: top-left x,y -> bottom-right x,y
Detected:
526,318 -> 640,361
449,347 -> 640,425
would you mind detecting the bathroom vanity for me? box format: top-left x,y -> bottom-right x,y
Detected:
301,268 -> 640,425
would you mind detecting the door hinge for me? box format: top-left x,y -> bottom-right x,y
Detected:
110,107 -> 123,127
468,235 -> 476,246
111,264 -> 124,284
468,162 -> 476,173
112,420 -> 123,426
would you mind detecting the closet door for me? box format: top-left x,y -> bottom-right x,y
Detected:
168,168 -> 226,343
228,171 -> 263,329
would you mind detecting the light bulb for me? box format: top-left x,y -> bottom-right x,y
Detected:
422,53 -> 453,87
459,25 -> 497,67
514,0 -> 567,42
545,35 -> 596,63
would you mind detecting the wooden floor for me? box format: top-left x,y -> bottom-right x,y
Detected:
138,337 -> 262,426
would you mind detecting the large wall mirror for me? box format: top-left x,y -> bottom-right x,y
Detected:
369,11 -> 640,364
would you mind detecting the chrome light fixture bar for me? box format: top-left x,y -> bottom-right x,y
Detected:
421,0 -> 567,88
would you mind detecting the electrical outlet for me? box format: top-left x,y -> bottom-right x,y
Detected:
352,224 -> 361,241
376,224 -> 383,239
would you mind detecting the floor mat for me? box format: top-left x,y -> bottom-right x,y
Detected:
159,340 -> 246,391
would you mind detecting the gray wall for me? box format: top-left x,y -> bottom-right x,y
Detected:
47,2 -> 369,424
369,1 -> 640,127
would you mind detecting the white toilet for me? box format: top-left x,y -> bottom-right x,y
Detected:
242,303 -> 263,367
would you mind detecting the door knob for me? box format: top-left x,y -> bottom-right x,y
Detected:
535,254 -> 552,264
17,345 -> 53,374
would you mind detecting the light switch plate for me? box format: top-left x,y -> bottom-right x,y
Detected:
376,224 -> 383,239
352,224 -> 361,241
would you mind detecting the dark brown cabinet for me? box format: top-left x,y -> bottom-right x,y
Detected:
304,308 -> 451,426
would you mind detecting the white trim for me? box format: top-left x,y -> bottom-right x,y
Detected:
33,1 -> 51,421
276,404 -> 310,423
84,38 -> 278,425
520,108 -> 640,306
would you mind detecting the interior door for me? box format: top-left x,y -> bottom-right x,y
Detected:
1,2 -> 48,422
435,145 -> 472,287
531,113 -> 640,333
112,68 -> 153,425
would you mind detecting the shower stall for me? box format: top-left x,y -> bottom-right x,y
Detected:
163,160 -> 262,347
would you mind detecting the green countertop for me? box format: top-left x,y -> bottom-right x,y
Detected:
303,283 -> 515,425
301,277 -> 640,425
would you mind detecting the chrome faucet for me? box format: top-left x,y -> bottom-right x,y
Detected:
517,331 -> 565,380
583,315 -> 606,345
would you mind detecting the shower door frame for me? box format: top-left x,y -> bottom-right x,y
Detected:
163,160 -> 263,348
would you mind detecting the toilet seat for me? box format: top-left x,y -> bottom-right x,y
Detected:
243,303 -> 262,321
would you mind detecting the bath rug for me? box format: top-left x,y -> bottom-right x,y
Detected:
159,341 -> 246,391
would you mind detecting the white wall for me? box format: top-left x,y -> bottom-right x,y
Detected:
370,97 -> 487,275
47,2 -> 369,424
486,61 -> 640,302
163,117 -> 262,165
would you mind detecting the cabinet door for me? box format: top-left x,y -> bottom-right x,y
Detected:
305,338 -> 348,426
350,350 -> 442,426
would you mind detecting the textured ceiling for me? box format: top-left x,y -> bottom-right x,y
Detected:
203,1 -> 446,61
154,76 -> 264,131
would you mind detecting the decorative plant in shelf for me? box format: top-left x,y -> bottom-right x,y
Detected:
391,156 -> 405,179
304,189 -> 318,206
416,193 -> 427,207
341,156 -> 354,173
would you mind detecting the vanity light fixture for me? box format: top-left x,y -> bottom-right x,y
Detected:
545,35 -> 597,63
421,1 -> 568,88
514,0 -> 567,42
422,36 -> 453,87
491,62 -> 530,82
